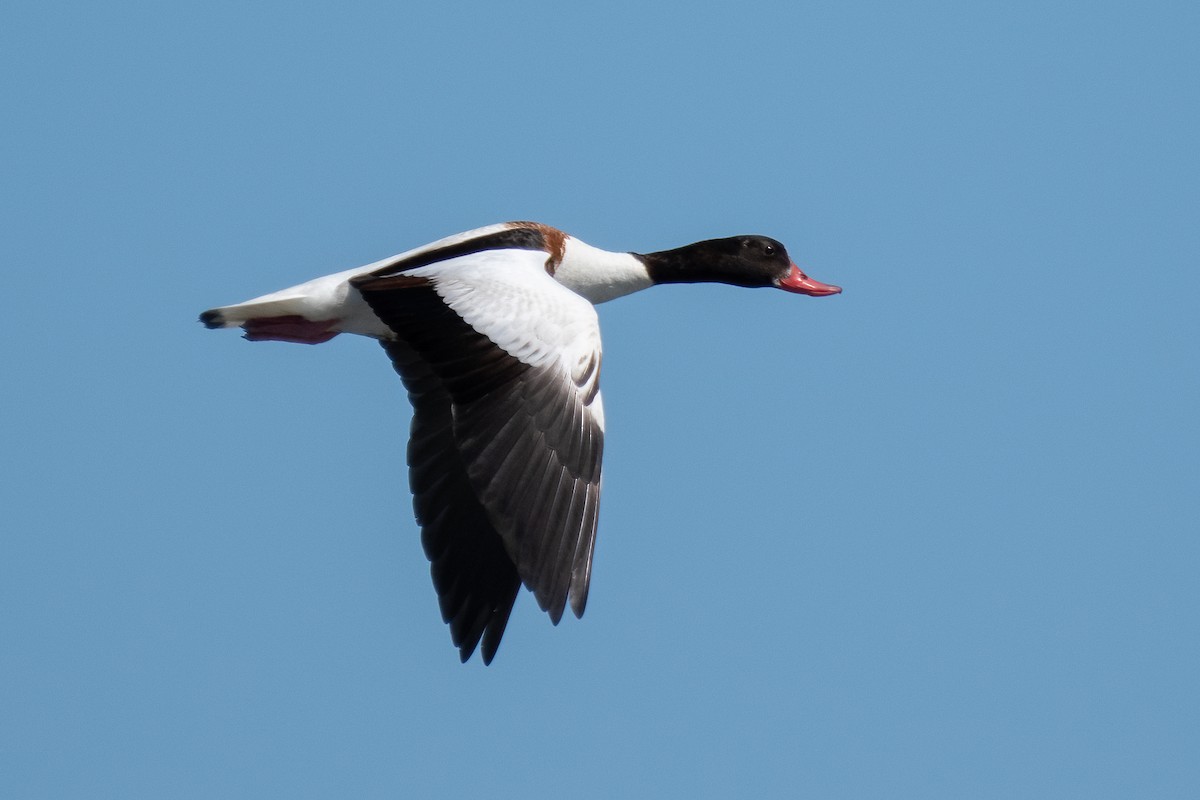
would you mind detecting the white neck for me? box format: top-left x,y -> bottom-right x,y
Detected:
553,237 -> 654,304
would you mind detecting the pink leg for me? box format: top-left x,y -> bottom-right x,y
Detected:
242,315 -> 341,345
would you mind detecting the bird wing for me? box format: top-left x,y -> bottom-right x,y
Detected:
352,249 -> 604,662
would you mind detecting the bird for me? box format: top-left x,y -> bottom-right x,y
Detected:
200,221 -> 841,664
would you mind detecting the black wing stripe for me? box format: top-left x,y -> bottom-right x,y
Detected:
360,227 -> 549,280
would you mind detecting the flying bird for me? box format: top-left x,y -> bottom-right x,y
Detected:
200,222 -> 841,663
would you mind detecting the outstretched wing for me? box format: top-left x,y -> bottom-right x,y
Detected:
352,250 -> 605,663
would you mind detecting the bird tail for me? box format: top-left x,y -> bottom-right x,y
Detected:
199,294 -> 308,329
198,290 -> 340,345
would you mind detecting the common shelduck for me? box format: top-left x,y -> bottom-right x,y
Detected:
200,221 -> 841,663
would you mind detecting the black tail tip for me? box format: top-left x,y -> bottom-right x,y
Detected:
199,309 -> 224,329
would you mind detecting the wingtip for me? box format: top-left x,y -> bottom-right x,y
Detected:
570,590 -> 588,619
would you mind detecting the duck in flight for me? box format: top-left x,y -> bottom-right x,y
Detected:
200,221 -> 841,663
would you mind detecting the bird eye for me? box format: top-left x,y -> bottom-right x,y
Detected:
763,243 -> 776,256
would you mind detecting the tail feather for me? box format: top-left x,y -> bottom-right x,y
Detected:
199,309 -> 226,329
199,266 -> 390,340
198,295 -> 309,329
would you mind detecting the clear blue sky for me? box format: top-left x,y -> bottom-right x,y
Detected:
3,1 -> 1198,797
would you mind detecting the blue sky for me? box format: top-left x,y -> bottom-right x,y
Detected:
3,1 -> 1198,797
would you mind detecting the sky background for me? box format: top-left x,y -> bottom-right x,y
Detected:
3,1 -> 1198,797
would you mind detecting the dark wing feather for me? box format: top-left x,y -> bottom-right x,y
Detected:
381,339 -> 520,665
357,272 -> 604,661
